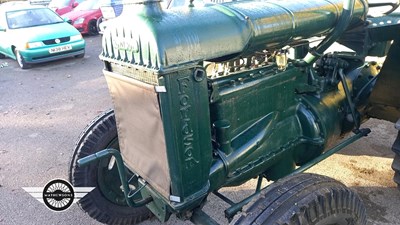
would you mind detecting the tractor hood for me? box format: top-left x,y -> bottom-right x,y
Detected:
100,0 -> 367,72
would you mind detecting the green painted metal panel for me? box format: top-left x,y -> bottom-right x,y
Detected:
208,66 -> 320,188
100,0 -> 367,71
158,67 -> 212,204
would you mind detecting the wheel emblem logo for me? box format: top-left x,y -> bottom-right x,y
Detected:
23,179 -> 94,211
55,39 -> 61,44
42,179 -> 75,211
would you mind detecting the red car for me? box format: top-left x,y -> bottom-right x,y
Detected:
62,0 -> 102,35
48,0 -> 85,15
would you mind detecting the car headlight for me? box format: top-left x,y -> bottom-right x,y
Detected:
70,34 -> 83,42
26,41 -> 44,49
74,18 -> 85,25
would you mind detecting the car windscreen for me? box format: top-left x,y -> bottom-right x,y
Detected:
75,0 -> 100,10
6,8 -> 64,29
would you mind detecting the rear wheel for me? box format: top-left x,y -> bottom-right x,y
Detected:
0,53 -> 5,59
15,50 -> 31,69
69,109 -> 153,225
391,121 -> 400,188
88,19 -> 99,35
234,173 -> 367,225
392,155 -> 400,187
96,17 -> 103,33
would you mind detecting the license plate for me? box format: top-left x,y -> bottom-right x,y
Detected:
49,45 -> 72,54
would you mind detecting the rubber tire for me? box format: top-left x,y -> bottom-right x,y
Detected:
234,173 -> 367,225
69,109 -> 153,225
391,130 -> 400,188
0,52 -> 5,59
392,154 -> 400,187
96,17 -> 103,34
15,50 -> 31,69
88,19 -> 99,35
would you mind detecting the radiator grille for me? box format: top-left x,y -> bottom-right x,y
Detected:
43,37 -> 70,45
110,62 -> 159,85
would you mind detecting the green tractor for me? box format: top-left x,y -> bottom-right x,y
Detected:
69,0 -> 400,224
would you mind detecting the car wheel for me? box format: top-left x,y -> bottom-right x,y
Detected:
0,53 -> 5,59
234,173 -> 367,225
69,109 -> 153,225
88,20 -> 99,35
14,50 -> 31,69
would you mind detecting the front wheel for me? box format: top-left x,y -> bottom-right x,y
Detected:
234,173 -> 367,225
15,50 -> 31,69
69,109 -> 153,225
88,19 -> 99,35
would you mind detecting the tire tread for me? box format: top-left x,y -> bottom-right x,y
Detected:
234,173 -> 366,225
392,129 -> 400,187
69,109 -> 152,225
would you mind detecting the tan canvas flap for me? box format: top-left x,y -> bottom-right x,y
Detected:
104,70 -> 170,198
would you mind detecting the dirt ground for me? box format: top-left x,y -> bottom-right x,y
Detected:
308,119 -> 400,225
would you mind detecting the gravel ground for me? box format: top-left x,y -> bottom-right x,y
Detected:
0,35 -> 399,225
